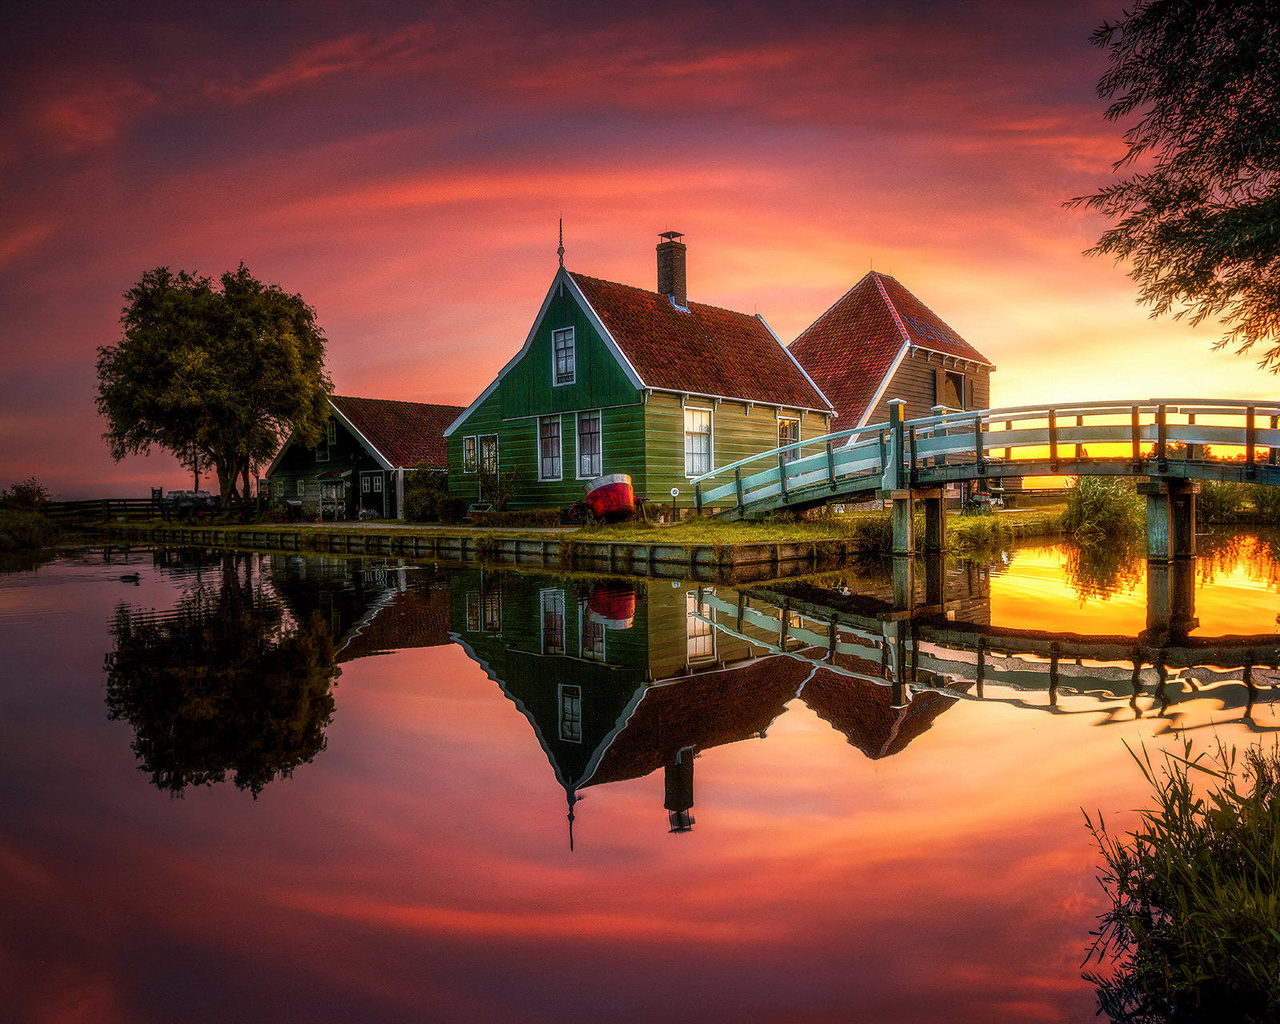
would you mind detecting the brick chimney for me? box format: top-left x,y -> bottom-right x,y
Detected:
656,231 -> 687,308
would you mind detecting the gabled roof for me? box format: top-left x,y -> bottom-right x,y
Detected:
569,272 -> 832,412
789,272 -> 994,428
329,395 -> 464,470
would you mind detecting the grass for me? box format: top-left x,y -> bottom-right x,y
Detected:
1084,740 -> 1280,1022
1060,476 -> 1145,540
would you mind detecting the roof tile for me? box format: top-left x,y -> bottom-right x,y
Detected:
330,395 -> 464,469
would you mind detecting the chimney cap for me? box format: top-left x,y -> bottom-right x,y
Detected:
658,230 -> 684,242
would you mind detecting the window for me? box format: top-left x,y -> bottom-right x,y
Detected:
326,420 -> 336,445
577,411 -> 602,478
559,685 -> 582,743
686,590 -> 715,662
553,327 -> 575,386
482,589 -> 501,631
463,436 -> 478,473
539,416 -> 562,480
778,417 -> 800,463
466,592 -> 480,632
938,370 -> 965,410
541,589 -> 565,655
684,407 -> 712,477
479,435 -> 499,473
361,476 -> 371,493
580,601 -> 606,662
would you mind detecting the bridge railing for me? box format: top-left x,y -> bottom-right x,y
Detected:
692,421 -> 891,514
694,398 -> 1280,517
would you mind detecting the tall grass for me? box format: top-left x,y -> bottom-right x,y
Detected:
1060,476 -> 1145,540
0,510 -> 62,552
1199,480 -> 1280,525
1084,740 -> 1280,1022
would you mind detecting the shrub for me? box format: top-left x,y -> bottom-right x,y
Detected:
1060,476 -> 1144,539
403,468 -> 448,522
1085,740 -> 1280,1022
0,510 -> 62,551
0,476 -> 50,511
468,509 -> 562,528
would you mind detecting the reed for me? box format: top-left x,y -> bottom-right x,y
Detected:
1060,476 -> 1145,540
1084,740 -> 1280,1022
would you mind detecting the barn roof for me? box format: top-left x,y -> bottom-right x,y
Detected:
789,272 -> 993,428
329,395 -> 464,470
568,272 -> 832,412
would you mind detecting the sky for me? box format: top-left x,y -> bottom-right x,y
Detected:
2,0 -> 1275,498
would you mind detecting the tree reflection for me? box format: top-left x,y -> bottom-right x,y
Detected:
1062,539 -> 1144,600
105,554 -> 339,796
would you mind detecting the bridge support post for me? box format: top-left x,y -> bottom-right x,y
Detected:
891,490 -> 915,556
892,554 -> 915,610
923,547 -> 946,613
920,488 -> 945,553
1139,478 -> 1199,635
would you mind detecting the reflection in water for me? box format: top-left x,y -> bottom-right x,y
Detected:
1061,537 -> 1144,600
105,552 -> 340,795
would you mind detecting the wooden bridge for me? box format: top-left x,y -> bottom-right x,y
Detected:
693,398 -> 1280,562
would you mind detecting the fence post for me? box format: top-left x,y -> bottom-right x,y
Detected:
826,440 -> 837,490
974,415 -> 985,476
1131,405 -> 1141,468
1156,404 -> 1167,471
1247,406 -> 1257,478
1048,408 -> 1058,472
777,451 -> 789,501
734,467 -> 745,512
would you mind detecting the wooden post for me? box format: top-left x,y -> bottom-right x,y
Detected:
1156,404 -> 1167,471
826,440 -> 837,490
1131,405 -> 1141,467
1271,415 -> 1278,466
1048,408 -> 1058,471
974,415 -> 985,476
1004,419 -> 1012,460
1246,406 -> 1257,477
886,401 -> 906,491
1187,412 -> 1197,461
1075,414 -> 1084,460
908,426 -> 918,486
734,466 -> 745,512
694,482 -> 703,514
778,451 -> 789,500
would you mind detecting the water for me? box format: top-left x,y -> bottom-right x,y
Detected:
1,537 -> 1278,1023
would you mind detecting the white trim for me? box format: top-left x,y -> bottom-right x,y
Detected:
683,404 -> 714,479
329,401 -> 395,470
463,435 -> 478,473
855,340 -> 911,431
578,600 -> 607,663
539,587 -> 566,656
575,409 -> 603,480
478,433 -> 499,475
648,385 -> 830,415
757,314 -> 835,413
444,267 -> 646,437
538,414 -> 563,482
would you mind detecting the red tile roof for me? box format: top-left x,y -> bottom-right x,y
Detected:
569,272 -> 830,412
788,272 -> 993,427
330,395 -> 464,470
336,584 -> 452,662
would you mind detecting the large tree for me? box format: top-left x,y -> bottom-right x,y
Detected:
1070,1 -> 1280,369
96,265 -> 332,502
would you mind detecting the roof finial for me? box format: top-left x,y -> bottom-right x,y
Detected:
557,217 -> 565,268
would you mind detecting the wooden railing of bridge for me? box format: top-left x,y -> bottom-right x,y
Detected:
694,398 -> 1280,520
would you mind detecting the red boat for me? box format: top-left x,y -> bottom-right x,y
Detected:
584,473 -> 635,522
587,580 -> 637,629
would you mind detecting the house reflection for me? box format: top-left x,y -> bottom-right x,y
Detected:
448,569 -> 965,841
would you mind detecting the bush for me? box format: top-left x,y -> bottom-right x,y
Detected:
0,476 -> 50,511
403,468 -> 448,522
1085,741 -> 1280,1022
468,509 -> 562,528
0,510 -> 62,551
1060,476 -> 1144,539
1198,480 -> 1251,523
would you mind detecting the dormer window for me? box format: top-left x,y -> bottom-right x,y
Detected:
553,327 -> 575,385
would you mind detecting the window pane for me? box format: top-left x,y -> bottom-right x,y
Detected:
684,409 -> 711,476
577,411 -> 601,477
480,435 -> 498,473
541,590 -> 565,655
686,591 -> 714,661
779,419 -> 799,463
539,416 -> 561,479
559,684 -> 582,743
553,328 -> 575,385
463,436 -> 477,472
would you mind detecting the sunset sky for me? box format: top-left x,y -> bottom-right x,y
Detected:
3,0 -> 1275,497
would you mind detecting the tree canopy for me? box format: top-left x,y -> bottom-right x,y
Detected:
1069,1 -> 1280,369
96,265 -> 332,501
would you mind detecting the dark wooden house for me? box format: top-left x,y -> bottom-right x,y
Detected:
266,395 -> 463,519
789,272 -> 995,431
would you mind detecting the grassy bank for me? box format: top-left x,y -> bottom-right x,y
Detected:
1085,741 -> 1280,1022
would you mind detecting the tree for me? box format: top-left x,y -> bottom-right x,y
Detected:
96,265 -> 332,503
1069,2 -> 1280,369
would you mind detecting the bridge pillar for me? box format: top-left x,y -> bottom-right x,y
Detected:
921,488 -> 945,553
892,554 -> 915,610
923,547 -> 947,613
1139,479 -> 1199,635
891,490 -> 915,555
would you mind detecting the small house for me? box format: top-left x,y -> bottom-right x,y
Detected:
789,272 -> 995,430
444,233 -> 833,511
266,395 -> 463,519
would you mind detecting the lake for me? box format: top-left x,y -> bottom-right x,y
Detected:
1,535 -> 1277,1023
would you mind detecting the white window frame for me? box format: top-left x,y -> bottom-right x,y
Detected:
684,406 -> 713,478
326,420 -> 336,445
373,475 -> 383,493
552,327 -> 575,386
481,588 -> 501,631
479,434 -> 499,474
538,415 -> 563,481
576,410 -> 602,479
463,436 -> 478,473
465,592 -> 480,632
540,588 -> 566,655
778,415 -> 800,464
686,589 -> 716,663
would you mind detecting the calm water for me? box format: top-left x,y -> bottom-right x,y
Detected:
2,536 -> 1278,1023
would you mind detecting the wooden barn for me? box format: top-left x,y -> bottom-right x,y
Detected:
789,272 -> 995,431
444,233 -> 833,512
266,395 -> 462,519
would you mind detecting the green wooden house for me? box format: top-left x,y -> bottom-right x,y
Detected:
444,233 -> 834,511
